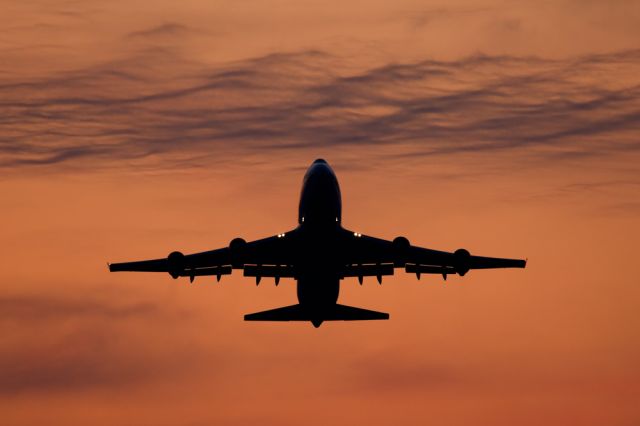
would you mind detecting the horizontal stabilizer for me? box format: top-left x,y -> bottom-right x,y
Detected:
244,304 -> 389,326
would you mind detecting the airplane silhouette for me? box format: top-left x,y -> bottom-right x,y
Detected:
109,159 -> 526,327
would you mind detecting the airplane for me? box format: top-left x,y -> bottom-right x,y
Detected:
109,159 -> 526,327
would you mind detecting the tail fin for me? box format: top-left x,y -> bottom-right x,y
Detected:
244,303 -> 389,327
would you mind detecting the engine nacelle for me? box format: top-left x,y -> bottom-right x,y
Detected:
392,236 -> 411,266
454,248 -> 470,276
229,237 -> 247,268
167,251 -> 185,279
229,237 -> 247,251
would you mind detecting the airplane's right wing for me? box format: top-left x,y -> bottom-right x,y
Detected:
109,229 -> 300,281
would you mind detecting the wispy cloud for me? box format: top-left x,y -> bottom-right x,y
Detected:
348,356 -> 464,393
1,46 -> 639,172
126,22 -> 192,39
0,293 -> 202,396
0,326 -> 153,395
0,294 -> 159,322
401,6 -> 494,30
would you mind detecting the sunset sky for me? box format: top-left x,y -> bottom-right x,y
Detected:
1,1 -> 639,425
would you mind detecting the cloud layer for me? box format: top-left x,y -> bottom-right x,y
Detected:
0,292 -> 199,396
1,47 -> 638,172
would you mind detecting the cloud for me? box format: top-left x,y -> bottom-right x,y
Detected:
126,22 -> 191,39
347,354 -> 466,394
0,294 -> 159,322
402,6 -> 493,30
0,47 -> 639,172
0,293 -> 202,396
0,326 -> 152,395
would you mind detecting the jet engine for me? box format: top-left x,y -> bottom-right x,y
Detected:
229,237 -> 247,268
454,248 -> 470,276
167,251 -> 185,279
392,236 -> 410,266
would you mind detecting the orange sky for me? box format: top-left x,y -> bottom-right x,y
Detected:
1,1 -> 639,425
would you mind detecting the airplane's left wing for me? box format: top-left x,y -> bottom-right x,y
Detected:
108,229 -> 299,281
338,228 -> 526,279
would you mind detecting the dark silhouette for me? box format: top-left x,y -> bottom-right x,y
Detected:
109,159 -> 526,327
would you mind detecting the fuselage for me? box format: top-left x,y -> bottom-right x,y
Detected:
298,158 -> 342,227
295,159 -> 343,315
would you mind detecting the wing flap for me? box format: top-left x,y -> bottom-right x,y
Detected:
341,263 -> 394,278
